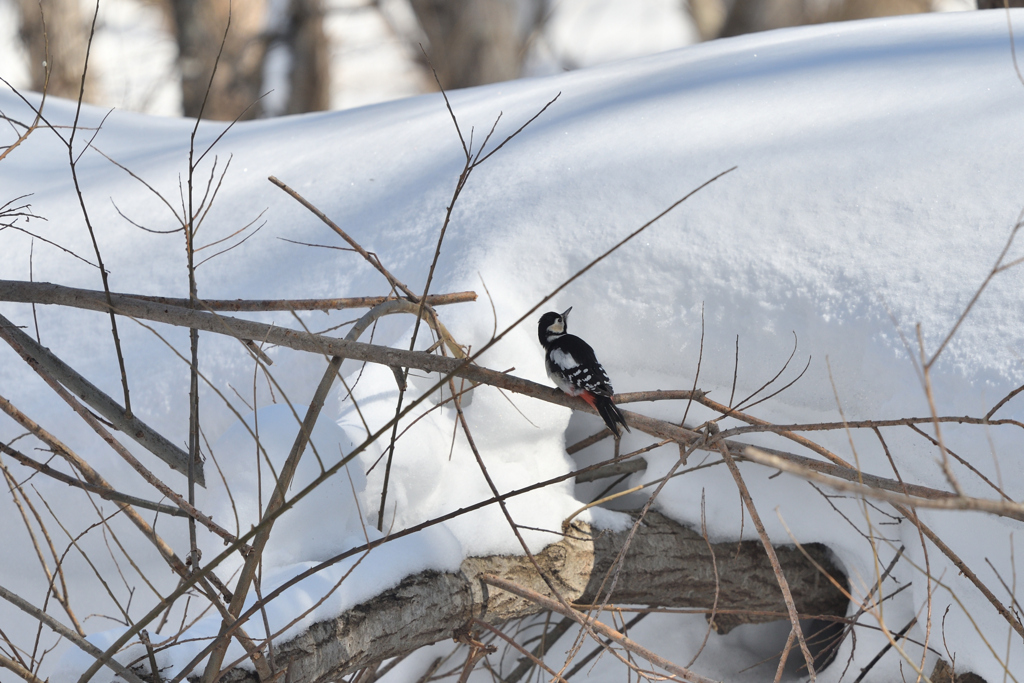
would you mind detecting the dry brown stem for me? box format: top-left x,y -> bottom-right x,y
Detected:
562,612 -> 648,680
718,414 -> 1024,437
0,394 -> 269,679
714,442 -> 816,679
451,391 -> 611,669
894,503 -> 1024,641
0,457 -> 83,637
470,618 -> 568,683
0,73 -> 47,163
192,498 -> 848,682
59,3 -> 133,421
2,282 -> 973,510
200,351 -> 343,682
76,396 -> 672,683
698,393 -> 852,469
268,176 -> 419,299
0,653 -> 46,683
502,615 -> 576,683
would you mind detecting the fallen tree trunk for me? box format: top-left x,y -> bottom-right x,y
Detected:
222,510 -> 848,682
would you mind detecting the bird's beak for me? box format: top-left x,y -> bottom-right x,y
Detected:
561,307 -> 572,321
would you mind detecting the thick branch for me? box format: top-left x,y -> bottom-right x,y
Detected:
0,279 -> 475,311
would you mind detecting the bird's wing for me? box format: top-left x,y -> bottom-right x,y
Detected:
555,337 -> 614,396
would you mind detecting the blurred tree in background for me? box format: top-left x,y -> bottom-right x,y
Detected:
16,0 -> 102,101
168,0 -> 329,119
687,0 -> 932,40
9,0 -> 983,120
409,0 -> 544,89
169,0 -> 268,119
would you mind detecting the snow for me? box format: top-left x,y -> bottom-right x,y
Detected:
206,404 -> 368,567
2,7 -> 1024,682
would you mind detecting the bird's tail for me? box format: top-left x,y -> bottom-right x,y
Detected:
593,394 -> 631,437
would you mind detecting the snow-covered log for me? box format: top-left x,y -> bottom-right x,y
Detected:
224,510 -> 847,682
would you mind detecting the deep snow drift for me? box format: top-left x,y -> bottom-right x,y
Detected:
2,9 -> 1024,682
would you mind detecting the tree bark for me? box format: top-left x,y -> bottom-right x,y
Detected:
219,510 -> 848,682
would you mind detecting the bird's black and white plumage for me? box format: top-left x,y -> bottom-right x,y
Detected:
538,307 -> 630,437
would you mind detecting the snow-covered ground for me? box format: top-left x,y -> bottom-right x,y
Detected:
3,7 -> 1024,683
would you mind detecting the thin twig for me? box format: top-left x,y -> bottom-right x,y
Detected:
77,166 -> 736,683
2,289 -> 971,507
927,207 -> 1024,368
563,612 -> 648,680
199,351 -> 342,681
0,654 -> 46,683
687,490 -> 720,668
267,177 -> 418,299
985,382 -> 1024,420
852,616 -> 917,683
63,2 -> 133,418
894,502 -> 1024,641
3,346 -> 237,542
471,618 -> 568,682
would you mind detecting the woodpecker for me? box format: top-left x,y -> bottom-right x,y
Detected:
538,307 -> 630,437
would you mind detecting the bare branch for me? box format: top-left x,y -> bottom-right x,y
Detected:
0,290 -> 970,511
0,312 -> 200,483
470,618 -> 568,683
0,328 -> 236,543
200,349 -> 343,680
744,447 -> 1024,520
0,441 -> 187,517
0,584 -> 146,683
0,653 -> 46,683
